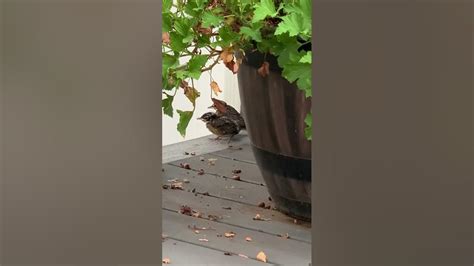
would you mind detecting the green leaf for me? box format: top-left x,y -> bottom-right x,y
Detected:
273,34 -> 303,66
162,95 -> 174,117
282,62 -> 311,96
186,0 -> 207,13
284,0 -> 311,19
162,0 -> 172,12
299,51 -> 312,63
175,70 -> 189,80
197,34 -> 211,47
252,0 -> 278,23
169,32 -> 187,52
177,110 -> 193,137
304,112 -> 312,140
202,11 -> 223,28
162,13 -> 172,32
297,75 -> 312,97
239,26 -> 262,42
174,18 -> 193,37
163,54 -> 178,77
274,13 -> 309,37
187,55 -> 208,79
218,26 -> 239,46
182,34 -> 194,43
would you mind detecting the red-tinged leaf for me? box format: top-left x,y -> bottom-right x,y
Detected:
220,48 -> 234,63
257,61 -> 270,77
162,32 -> 170,44
224,60 -> 239,74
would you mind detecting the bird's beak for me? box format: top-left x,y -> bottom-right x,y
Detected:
208,105 -> 215,109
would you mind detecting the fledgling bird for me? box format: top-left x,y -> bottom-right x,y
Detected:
198,112 -> 241,144
209,98 -> 246,130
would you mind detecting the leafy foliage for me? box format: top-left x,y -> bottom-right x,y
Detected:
162,0 -> 312,140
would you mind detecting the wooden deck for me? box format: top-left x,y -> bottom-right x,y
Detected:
162,135 -> 312,265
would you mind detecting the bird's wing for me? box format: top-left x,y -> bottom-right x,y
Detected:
211,98 -> 227,114
210,116 -> 240,135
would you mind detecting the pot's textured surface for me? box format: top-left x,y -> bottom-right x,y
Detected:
237,51 -> 312,221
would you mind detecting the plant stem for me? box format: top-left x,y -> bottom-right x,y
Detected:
201,55 -> 220,72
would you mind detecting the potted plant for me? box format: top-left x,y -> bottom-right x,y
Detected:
162,0 -> 312,221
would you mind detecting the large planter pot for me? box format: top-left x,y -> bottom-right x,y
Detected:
237,51 -> 312,221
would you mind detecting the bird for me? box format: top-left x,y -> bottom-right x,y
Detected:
209,98 -> 246,130
197,112 -> 241,144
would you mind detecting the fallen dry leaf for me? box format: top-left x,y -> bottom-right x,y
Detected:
245,236 -> 252,242
231,175 -> 241,181
222,206 -> 232,210
207,158 -> 217,165
170,182 -> 183,190
191,152 -> 196,156
162,257 -> 171,264
257,61 -> 270,77
198,238 -> 209,242
208,214 -> 220,221
197,169 -> 205,175
224,231 -> 236,238
183,179 -> 190,183
194,230 -> 200,234
179,205 -> 193,216
210,81 -> 222,96
238,254 -> 249,259
180,163 -> 191,169
162,32 -> 170,44
253,214 -> 271,221
256,251 -> 267,263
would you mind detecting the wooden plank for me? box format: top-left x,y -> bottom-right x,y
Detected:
163,134 -> 250,164
163,210 -> 311,265
162,164 -> 270,206
163,238 -> 265,265
162,189 -> 311,243
169,152 -> 265,185
211,143 -> 257,164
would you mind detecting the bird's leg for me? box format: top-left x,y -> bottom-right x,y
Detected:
227,135 -> 235,145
